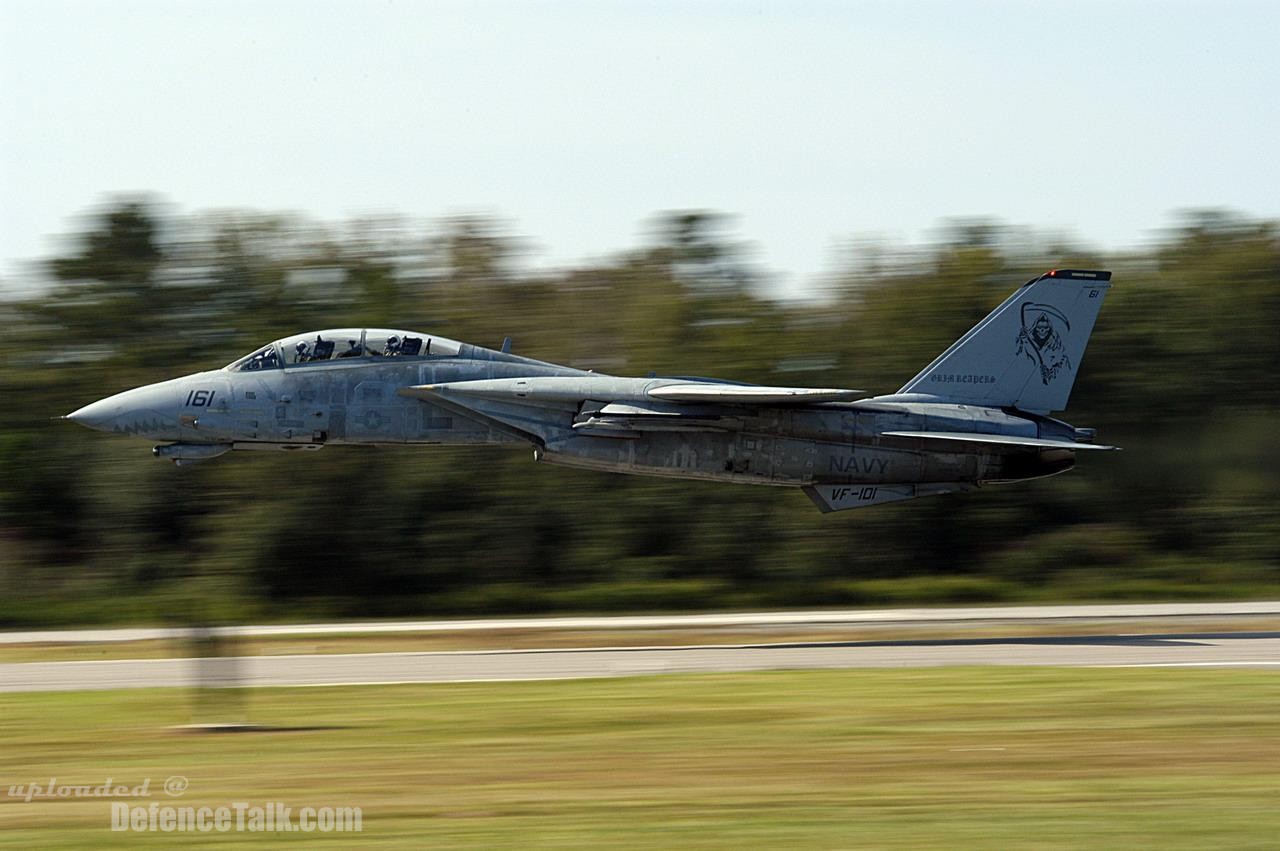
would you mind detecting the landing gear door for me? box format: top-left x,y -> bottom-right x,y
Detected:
273,390 -> 328,443
278,375 -> 331,443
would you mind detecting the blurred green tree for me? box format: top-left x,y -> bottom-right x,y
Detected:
2,200 -> 1276,625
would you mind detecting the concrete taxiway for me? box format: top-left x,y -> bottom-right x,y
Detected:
2,632 -> 1278,692
3,601 -> 1280,645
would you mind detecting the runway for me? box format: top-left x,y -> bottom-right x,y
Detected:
3,632 -> 1278,692
4,601 -> 1280,644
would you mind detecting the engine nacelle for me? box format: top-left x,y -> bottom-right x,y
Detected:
980,449 -> 1076,484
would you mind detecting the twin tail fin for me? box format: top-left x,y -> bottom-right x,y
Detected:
896,269 -> 1111,414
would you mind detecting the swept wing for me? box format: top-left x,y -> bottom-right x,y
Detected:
399,376 -> 862,442
647,384 -> 862,404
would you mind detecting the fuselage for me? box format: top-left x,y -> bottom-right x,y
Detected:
66,339 -> 1077,488
65,270 -> 1115,513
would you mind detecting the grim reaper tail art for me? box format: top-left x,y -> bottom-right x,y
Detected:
1016,302 -> 1072,384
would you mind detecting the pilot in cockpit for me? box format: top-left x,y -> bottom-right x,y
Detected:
383,335 -> 402,357
249,347 -> 279,370
294,340 -> 312,363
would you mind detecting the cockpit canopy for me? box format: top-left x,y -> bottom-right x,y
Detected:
227,328 -> 462,372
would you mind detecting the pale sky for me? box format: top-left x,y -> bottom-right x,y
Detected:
2,0 -> 1277,294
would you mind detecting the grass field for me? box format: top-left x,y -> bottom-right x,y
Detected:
3,668 -> 1279,848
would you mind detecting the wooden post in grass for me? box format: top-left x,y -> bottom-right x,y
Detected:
185,624 -> 252,732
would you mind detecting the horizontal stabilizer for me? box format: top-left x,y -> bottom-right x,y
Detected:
647,384 -> 863,404
881,431 -> 1117,451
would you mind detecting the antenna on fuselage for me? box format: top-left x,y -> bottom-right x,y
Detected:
500,337 -> 512,353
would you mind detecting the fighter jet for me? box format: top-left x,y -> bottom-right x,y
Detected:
66,269 -> 1115,512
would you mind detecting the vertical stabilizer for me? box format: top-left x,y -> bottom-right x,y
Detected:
896,269 -> 1111,414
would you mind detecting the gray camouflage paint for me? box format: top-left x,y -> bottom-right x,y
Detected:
67,270 -> 1113,512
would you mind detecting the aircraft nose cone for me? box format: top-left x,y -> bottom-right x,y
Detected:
66,398 -> 121,432
64,382 -> 182,438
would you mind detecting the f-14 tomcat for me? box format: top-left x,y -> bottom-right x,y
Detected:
66,269 -> 1115,512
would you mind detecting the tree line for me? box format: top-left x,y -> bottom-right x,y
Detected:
1,200 -> 1276,625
